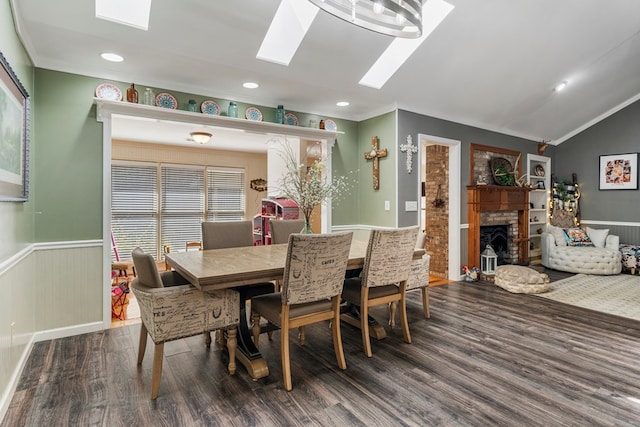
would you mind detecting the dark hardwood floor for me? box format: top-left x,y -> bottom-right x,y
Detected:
4,273 -> 640,426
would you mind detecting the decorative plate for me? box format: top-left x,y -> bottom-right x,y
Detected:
201,100 -> 220,115
155,92 -> 178,109
324,119 -> 337,131
245,106 -> 263,121
535,164 -> 545,177
284,112 -> 299,126
95,83 -> 122,101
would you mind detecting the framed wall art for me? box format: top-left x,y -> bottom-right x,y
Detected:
0,50 -> 30,201
599,152 -> 638,190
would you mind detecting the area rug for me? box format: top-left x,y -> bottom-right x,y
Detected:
535,274 -> 640,321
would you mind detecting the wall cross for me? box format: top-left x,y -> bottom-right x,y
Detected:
400,135 -> 418,173
364,136 -> 387,190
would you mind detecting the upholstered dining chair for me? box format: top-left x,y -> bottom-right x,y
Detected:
269,219 -> 306,244
341,226 -> 419,358
130,247 -> 240,400
250,231 -> 353,391
201,220 -> 276,344
390,230 -> 431,327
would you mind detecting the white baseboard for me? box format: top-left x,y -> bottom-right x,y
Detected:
34,321 -> 105,343
0,334 -> 35,424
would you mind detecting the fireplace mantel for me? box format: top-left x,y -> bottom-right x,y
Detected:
467,185 -> 531,267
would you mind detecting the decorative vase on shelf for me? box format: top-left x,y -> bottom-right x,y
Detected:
126,83 -> 138,103
228,101 -> 238,118
275,105 -> 285,124
143,88 -> 155,106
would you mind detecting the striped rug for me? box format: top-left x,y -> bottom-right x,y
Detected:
535,273 -> 640,321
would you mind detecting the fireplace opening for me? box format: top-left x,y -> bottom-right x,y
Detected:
480,224 -> 510,265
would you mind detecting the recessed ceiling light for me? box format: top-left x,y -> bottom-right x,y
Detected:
336,101 -> 350,107
100,52 -> 124,62
243,82 -> 259,89
554,81 -> 568,92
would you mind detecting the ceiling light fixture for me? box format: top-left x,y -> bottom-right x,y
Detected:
100,52 -> 124,62
336,101 -> 350,107
554,81 -> 568,92
190,131 -> 212,144
243,82 -> 259,89
308,0 -> 423,38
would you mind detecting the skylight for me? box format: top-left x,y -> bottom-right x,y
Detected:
95,0 -> 152,31
359,0 -> 454,89
257,0 -> 319,66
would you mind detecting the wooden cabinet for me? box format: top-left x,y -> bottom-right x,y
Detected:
254,198 -> 300,245
526,154 -> 551,265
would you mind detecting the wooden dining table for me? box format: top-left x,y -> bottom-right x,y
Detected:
166,240 -> 425,379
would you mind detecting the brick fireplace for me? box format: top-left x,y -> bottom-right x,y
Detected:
467,185 -> 530,268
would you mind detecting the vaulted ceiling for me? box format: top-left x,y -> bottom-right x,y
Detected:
11,0 -> 640,146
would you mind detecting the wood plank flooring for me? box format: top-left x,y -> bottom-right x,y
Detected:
4,274 -> 640,426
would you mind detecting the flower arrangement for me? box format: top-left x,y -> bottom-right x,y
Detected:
276,140 -> 352,233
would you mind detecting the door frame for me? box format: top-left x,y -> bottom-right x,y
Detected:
418,134 -> 460,280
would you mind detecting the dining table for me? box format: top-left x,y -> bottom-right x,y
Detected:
166,239 -> 425,380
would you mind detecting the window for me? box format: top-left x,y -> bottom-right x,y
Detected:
207,167 -> 245,221
111,162 -> 158,262
111,162 -> 245,262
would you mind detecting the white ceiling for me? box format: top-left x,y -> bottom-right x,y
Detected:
11,0 -> 640,146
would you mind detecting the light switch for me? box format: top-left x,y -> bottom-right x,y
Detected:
384,200 -> 390,211
405,201 -> 418,211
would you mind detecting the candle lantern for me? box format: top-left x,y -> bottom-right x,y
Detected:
481,244 -> 497,275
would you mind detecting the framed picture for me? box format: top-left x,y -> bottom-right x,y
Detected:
0,50 -> 30,201
599,153 -> 638,191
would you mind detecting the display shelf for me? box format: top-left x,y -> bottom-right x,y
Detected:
526,154 -> 551,265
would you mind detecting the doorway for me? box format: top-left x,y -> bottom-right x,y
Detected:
419,134 -> 460,281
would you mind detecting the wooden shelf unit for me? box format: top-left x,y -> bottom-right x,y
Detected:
526,154 -> 551,265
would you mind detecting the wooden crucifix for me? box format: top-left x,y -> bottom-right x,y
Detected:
364,136 -> 387,190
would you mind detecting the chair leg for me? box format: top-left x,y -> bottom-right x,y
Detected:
251,312 -> 261,347
331,297 -> 347,370
361,291 -> 372,358
204,331 -> 212,348
388,301 -> 397,328
151,342 -> 164,400
399,293 -> 412,344
281,306 -> 292,391
137,322 -> 148,364
227,327 -> 237,375
298,326 -> 306,346
421,287 -> 430,319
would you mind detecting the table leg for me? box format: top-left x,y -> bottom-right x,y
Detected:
231,284 -> 273,380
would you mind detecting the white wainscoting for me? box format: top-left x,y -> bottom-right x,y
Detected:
0,240 -> 104,422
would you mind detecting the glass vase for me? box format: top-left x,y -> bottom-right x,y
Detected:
301,215 -> 314,234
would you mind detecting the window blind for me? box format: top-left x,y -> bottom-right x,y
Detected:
207,167 -> 245,221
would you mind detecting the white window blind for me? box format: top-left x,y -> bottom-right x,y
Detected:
111,163 -> 158,262
207,167 -> 245,221
111,162 -> 246,261
161,165 -> 205,253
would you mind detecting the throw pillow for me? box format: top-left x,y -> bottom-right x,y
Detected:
547,225 -> 567,246
586,227 -> 609,248
563,228 -> 594,247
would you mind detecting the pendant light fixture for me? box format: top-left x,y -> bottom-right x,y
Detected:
308,0 -> 423,38
190,131 -> 212,144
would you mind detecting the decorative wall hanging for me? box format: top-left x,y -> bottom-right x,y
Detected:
400,135 -> 418,174
432,184 -> 445,208
250,178 -> 268,192
0,50 -> 30,202
364,136 -> 387,190
599,152 -> 638,190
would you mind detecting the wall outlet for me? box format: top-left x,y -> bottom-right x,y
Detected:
384,200 -> 390,211
405,201 -> 418,211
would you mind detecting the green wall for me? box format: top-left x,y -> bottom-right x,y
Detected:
0,0 -> 35,260
356,111 -> 397,227
31,69 -> 362,241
